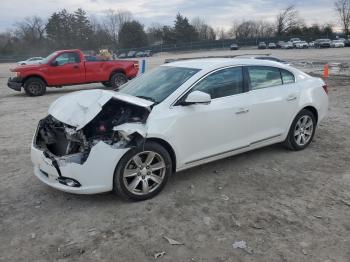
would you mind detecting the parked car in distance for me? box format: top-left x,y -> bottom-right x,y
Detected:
315,39 -> 331,48
258,42 -> 267,49
295,41 -> 309,49
282,41 -> 294,49
308,41 -> 315,48
136,51 -> 145,57
143,50 -> 153,57
331,40 -> 345,48
127,51 -> 137,58
290,38 -> 301,43
8,49 -> 139,96
268,43 -> 276,49
31,58 -> 328,200
230,43 -> 239,50
17,57 -> 44,65
344,39 -> 350,47
118,53 -> 127,58
276,41 -> 286,48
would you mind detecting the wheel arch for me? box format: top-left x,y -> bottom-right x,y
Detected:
23,75 -> 48,86
302,105 -> 318,124
284,105 -> 319,141
146,137 -> 177,173
109,69 -> 126,80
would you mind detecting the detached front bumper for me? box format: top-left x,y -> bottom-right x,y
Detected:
7,77 -> 22,91
31,141 -> 129,194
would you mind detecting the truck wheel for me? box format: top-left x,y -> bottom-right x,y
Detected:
101,81 -> 111,88
24,77 -> 46,96
110,73 -> 127,90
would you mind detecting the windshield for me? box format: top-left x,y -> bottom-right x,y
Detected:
119,66 -> 200,103
40,52 -> 58,64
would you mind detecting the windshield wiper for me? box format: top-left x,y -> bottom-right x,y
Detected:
136,95 -> 157,103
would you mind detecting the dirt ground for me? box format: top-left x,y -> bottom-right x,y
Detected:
0,48 -> 350,262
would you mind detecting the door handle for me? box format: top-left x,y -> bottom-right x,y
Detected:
73,65 -> 79,69
235,108 -> 249,114
286,95 -> 297,101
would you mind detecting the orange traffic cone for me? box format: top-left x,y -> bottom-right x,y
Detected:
323,64 -> 329,78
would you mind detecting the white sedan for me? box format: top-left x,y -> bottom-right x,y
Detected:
31,58 -> 328,200
17,57 -> 44,65
331,40 -> 345,48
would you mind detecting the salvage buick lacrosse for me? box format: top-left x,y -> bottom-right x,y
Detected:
31,58 -> 328,200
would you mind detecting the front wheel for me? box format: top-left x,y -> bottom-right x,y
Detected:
284,109 -> 316,151
110,73 -> 128,90
114,141 -> 172,201
23,77 -> 46,96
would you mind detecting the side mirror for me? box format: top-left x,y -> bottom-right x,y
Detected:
183,90 -> 211,105
51,61 -> 58,67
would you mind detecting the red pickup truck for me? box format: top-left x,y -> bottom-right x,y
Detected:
7,49 -> 139,96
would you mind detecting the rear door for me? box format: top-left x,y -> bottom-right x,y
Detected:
244,66 -> 300,144
46,52 -> 85,85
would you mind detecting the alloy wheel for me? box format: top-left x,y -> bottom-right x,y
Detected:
122,151 -> 166,196
294,115 -> 314,146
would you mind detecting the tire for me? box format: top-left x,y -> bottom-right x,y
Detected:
101,81 -> 111,88
284,109 -> 316,151
23,77 -> 46,96
110,73 -> 128,90
114,141 -> 172,201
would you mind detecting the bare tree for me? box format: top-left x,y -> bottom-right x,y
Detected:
103,9 -> 132,43
191,17 -> 216,40
146,23 -> 163,44
14,16 -> 45,44
215,27 -> 228,40
276,5 -> 301,35
334,0 -> 350,34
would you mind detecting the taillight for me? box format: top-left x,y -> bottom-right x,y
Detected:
322,84 -> 328,94
133,62 -> 139,70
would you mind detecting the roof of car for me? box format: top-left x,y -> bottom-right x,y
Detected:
163,58 -> 288,70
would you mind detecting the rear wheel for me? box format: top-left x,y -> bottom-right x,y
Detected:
284,109 -> 316,151
23,77 -> 46,96
114,141 -> 172,201
110,73 -> 128,90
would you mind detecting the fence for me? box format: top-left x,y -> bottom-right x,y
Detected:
115,34 -> 341,55
0,34 -> 347,63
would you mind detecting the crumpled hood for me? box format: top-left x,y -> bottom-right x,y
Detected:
49,89 -> 154,130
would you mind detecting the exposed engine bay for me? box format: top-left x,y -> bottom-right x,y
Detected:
35,99 -> 150,165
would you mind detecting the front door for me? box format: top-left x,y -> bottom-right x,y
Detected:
46,52 -> 85,85
168,66 -> 252,166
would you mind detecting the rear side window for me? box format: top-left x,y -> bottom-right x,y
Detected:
247,66 -> 282,90
192,67 -> 244,99
281,69 -> 295,84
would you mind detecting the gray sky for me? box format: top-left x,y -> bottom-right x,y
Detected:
0,0 -> 338,32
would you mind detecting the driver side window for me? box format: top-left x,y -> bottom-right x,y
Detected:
192,67 -> 244,99
53,52 -> 80,66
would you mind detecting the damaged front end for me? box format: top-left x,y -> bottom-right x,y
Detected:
34,98 -> 150,165
32,92 -> 153,192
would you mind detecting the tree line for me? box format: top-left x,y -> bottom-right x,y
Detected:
0,0 -> 349,56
